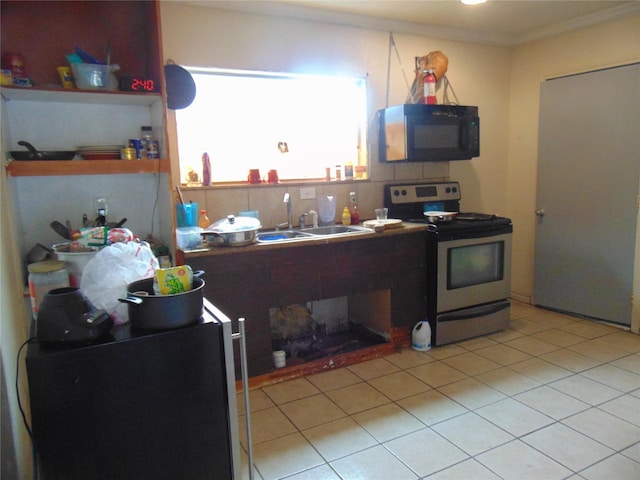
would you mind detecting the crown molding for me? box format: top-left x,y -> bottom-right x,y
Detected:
514,2 -> 640,45
188,1 -> 640,47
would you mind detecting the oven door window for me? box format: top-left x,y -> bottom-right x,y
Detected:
448,241 -> 504,289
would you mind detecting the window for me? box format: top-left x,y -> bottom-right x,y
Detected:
175,68 -> 368,184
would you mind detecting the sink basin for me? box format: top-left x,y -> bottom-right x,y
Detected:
257,225 -> 372,243
301,225 -> 372,235
257,230 -> 313,243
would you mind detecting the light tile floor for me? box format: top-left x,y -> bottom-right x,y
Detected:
237,302 -> 640,479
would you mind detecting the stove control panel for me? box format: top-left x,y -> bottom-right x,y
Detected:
386,182 -> 461,205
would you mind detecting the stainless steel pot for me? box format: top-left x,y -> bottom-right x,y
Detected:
202,215 -> 261,247
424,211 -> 457,223
119,276 -> 205,330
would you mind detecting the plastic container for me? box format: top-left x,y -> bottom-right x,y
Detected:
176,226 -> 203,250
175,202 -> 198,227
344,162 -> 354,180
28,260 -> 69,318
318,195 -> 336,226
273,350 -> 286,369
141,126 -> 159,159
52,243 -> 98,287
412,320 -> 432,351
71,63 -> 118,90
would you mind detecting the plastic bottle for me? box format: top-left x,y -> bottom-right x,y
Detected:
198,209 -> 210,229
344,162 -> 354,180
423,69 -> 436,105
141,126 -> 160,158
202,152 -> 211,186
341,207 -> 351,225
412,319 -> 432,351
349,191 -> 360,225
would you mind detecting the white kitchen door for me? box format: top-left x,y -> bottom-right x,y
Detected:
534,63 -> 640,326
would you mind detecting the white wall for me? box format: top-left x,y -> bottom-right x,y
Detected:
160,3 -> 511,228
161,4 -> 640,308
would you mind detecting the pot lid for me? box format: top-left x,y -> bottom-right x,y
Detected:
165,61 -> 196,110
208,215 -> 261,233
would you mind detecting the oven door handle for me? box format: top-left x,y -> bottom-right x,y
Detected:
439,301 -> 510,322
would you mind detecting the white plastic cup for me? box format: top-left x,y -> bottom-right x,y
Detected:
273,350 -> 286,369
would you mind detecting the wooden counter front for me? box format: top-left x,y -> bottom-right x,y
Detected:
181,224 -> 428,378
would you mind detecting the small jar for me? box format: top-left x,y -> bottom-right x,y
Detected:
121,147 -> 136,160
28,260 -> 69,318
344,162 -> 354,180
141,125 -> 159,159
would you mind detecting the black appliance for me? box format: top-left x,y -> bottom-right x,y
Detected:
378,104 -> 479,162
26,299 -> 241,479
35,287 -> 112,344
385,182 -> 512,345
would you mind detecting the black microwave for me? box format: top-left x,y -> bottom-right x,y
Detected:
378,104 -> 479,162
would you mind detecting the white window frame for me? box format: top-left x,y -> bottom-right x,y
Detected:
175,67 -> 368,185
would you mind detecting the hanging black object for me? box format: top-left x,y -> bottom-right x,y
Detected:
164,61 -> 196,110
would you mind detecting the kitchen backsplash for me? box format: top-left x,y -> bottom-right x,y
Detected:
180,166 -> 448,230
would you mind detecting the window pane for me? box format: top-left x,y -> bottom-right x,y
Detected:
176,69 -> 367,184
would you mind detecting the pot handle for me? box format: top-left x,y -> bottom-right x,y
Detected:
193,270 -> 205,278
118,296 -> 144,305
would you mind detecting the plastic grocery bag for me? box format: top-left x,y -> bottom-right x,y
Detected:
80,241 -> 159,325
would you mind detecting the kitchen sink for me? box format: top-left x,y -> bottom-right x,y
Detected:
300,225 -> 372,235
256,231 -> 313,243
257,225 -> 372,243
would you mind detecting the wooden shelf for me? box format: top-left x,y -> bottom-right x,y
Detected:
6,159 -> 169,177
1,86 -> 163,106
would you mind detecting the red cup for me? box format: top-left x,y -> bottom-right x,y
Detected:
248,169 -> 261,184
267,169 -> 279,184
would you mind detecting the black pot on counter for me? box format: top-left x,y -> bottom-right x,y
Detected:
118,277 -> 204,330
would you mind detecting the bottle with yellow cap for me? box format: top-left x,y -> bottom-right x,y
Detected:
341,206 -> 351,225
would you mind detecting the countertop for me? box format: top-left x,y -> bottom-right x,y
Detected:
181,221 -> 428,258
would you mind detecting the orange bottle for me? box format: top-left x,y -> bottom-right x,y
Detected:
198,209 -> 210,229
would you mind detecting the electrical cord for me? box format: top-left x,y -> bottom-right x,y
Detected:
16,337 -> 35,439
442,75 -> 461,105
16,336 -> 39,480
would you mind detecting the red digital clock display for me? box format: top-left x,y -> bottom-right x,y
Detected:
119,75 -> 160,92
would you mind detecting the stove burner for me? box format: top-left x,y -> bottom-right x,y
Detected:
456,212 -> 497,221
407,212 -> 499,224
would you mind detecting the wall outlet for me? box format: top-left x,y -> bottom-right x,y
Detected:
300,187 -> 316,200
